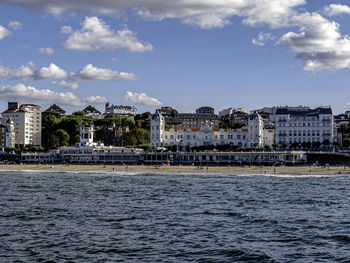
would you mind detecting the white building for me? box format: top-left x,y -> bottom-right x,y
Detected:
1,102 -> 42,146
219,107 -> 248,117
105,103 -> 137,118
0,118 -> 15,148
150,110 -> 274,148
275,107 -> 333,145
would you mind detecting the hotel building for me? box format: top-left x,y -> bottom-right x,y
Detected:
150,110 -> 274,148
1,102 -> 42,146
274,107 -> 333,145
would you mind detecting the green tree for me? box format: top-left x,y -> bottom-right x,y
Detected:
282,142 -> 288,150
122,117 -> 135,129
272,143 -> 279,150
56,129 -> 70,146
219,116 -> 230,129
71,110 -> 85,116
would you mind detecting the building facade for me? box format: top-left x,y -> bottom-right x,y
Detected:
105,103 -> 137,118
150,110 -> 273,148
274,107 -> 333,145
0,118 -> 15,148
1,102 -> 42,146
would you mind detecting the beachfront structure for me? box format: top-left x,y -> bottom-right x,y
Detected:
58,121 -> 143,163
105,103 -> 137,118
0,118 -> 15,148
274,107 -> 334,145
1,102 -> 42,146
150,110 -> 274,148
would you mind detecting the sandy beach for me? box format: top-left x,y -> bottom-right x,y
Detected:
0,164 -> 349,175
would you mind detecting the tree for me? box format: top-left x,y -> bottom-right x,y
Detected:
219,116 -> 230,129
71,110 -> 85,116
312,141 -> 321,150
282,142 -> 288,150
343,138 -> 350,148
56,129 -> 70,146
264,145 -> 271,151
272,143 -> 279,150
301,142 -> 311,150
322,139 -> 330,146
5,147 -> 18,153
122,117 -> 135,129
164,122 -> 173,129
291,142 -> 300,150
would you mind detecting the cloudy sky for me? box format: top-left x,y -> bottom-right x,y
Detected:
1,0 -> 350,114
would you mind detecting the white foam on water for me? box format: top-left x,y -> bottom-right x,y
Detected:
1,168 -> 350,179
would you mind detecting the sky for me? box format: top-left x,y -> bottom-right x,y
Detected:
1,0 -> 350,114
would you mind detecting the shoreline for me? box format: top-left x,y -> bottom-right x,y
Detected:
0,164 -> 349,175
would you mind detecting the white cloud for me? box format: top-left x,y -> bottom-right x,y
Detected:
0,25 -> 10,40
124,91 -> 162,106
8,21 -> 23,30
72,64 -> 138,81
252,32 -> 275,46
81,96 -> 108,105
0,62 -> 137,83
0,62 -> 67,80
278,20 -> 350,71
324,4 -> 350,17
11,62 -> 35,78
61,25 -> 72,34
63,16 -> 153,52
0,64 -> 9,77
51,80 -> 79,90
38,47 -> 54,55
0,83 -> 107,106
0,0 -> 308,29
36,63 -> 67,79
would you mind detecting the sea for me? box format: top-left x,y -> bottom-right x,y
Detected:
0,170 -> 350,263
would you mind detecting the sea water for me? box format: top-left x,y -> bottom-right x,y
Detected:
0,171 -> 349,262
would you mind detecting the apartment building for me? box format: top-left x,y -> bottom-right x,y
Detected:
1,102 -> 42,146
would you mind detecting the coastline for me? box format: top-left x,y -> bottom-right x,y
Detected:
0,164 -> 349,175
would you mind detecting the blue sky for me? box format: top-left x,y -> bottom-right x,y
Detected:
0,0 -> 350,114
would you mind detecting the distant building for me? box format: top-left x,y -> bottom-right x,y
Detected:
334,113 -> 349,126
178,106 -> 219,129
274,107 -> 333,145
196,106 -> 214,114
158,106 -> 182,126
1,102 -> 42,146
150,110 -> 273,148
105,103 -> 137,118
219,107 -> 249,127
83,105 -> 102,119
43,104 -> 66,118
0,118 -> 15,148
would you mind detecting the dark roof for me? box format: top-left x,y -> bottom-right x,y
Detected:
275,107 -> 332,116
249,111 -> 260,120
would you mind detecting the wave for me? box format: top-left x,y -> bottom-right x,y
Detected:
0,169 -> 349,178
